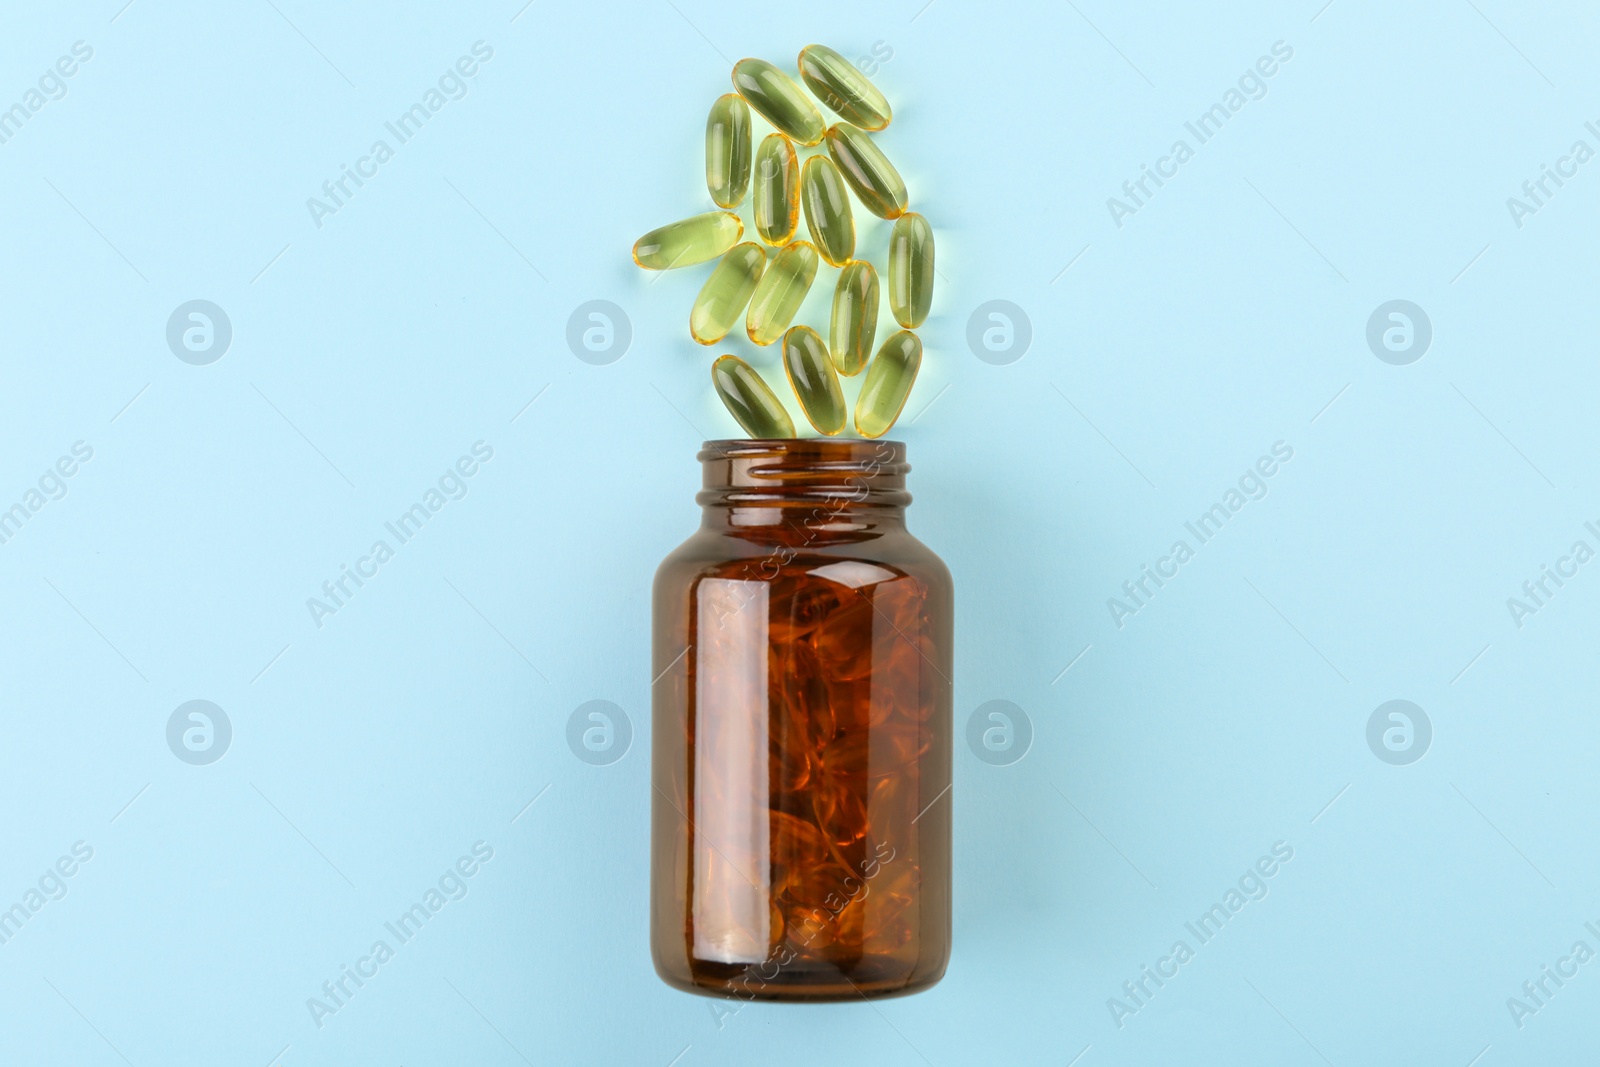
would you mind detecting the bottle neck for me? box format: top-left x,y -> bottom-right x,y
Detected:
697,439 -> 910,537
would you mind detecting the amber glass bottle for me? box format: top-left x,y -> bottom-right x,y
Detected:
651,438 -> 952,1001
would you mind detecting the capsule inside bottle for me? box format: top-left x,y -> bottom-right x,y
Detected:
705,94 -> 752,209
854,330 -> 921,439
633,212 -> 744,270
712,354 -> 795,438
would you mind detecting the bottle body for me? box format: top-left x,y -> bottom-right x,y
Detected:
651,439 -> 952,1000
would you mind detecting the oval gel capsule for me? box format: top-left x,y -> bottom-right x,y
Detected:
782,325 -> 846,436
732,58 -> 824,146
713,354 -> 795,438
746,240 -> 819,346
754,134 -> 800,246
690,243 -> 766,345
801,156 -> 855,267
798,44 -> 892,131
888,212 -> 934,328
705,93 -> 752,209
854,330 -> 921,439
824,123 -> 908,220
829,261 -> 878,376
632,211 -> 743,270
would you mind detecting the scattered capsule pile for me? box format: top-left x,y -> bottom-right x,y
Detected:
631,46 -> 933,440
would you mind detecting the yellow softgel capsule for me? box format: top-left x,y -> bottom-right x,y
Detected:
782,325 -> 846,436
888,212 -> 934,328
824,122 -> 907,220
746,240 -> 818,346
732,58 -> 824,146
829,260 -> 878,376
705,93 -> 752,209
854,330 -> 921,439
801,155 -> 855,267
690,243 -> 766,345
797,44 -> 892,131
754,134 -> 800,246
712,354 -> 795,439
632,211 -> 743,270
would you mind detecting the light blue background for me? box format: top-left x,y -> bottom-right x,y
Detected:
2,0 -> 1596,1063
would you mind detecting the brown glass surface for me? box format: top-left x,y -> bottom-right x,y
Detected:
651,439 -> 952,1001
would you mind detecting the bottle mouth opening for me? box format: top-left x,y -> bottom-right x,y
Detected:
697,438 -> 911,510
698,438 -> 905,461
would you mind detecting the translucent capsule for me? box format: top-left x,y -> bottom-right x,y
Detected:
754,134 -> 800,246
854,330 -> 921,439
888,212 -> 934,328
690,242 -> 766,345
746,240 -> 818,346
632,211 -> 742,270
801,156 -> 854,267
824,122 -> 908,220
797,44 -> 892,131
732,58 -> 824,146
705,93 -> 752,209
782,325 -> 846,436
829,261 -> 878,376
712,355 -> 794,439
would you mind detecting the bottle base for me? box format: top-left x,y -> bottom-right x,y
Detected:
654,955 -> 947,1002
